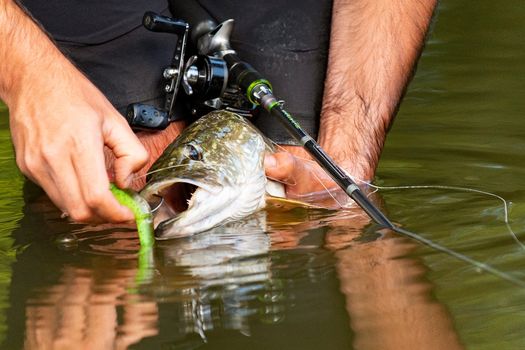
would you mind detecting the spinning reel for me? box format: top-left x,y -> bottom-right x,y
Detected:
125,12 -> 259,130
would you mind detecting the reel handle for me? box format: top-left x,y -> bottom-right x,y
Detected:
125,103 -> 170,130
143,11 -> 188,35
126,12 -> 190,130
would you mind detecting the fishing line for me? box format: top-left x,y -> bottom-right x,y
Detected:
266,171 -> 346,209
362,183 -> 525,251
306,171 -> 346,208
351,182 -> 525,286
275,151 -> 525,287
269,142 -> 359,209
288,151 -> 522,249
391,225 -> 525,287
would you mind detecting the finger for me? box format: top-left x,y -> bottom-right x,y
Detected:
70,133 -> 135,223
18,130 -> 133,223
264,152 -> 297,183
12,134 -> 92,219
103,116 -> 149,189
34,157 -> 97,222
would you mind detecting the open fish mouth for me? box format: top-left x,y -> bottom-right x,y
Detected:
141,178 -> 245,240
141,179 -> 216,236
142,179 -> 206,211
137,111 -> 274,240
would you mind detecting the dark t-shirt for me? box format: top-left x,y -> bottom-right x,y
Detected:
20,0 -> 167,44
20,0 -> 332,143
21,0 -> 173,114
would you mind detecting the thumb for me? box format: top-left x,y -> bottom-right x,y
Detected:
104,116 -> 149,188
265,152 -> 296,183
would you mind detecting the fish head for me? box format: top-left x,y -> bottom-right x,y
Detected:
140,111 -> 274,239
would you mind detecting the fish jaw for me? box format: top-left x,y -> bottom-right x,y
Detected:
139,110 -> 279,240
154,172 -> 268,240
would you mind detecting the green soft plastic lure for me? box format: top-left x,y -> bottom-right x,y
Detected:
110,183 -> 154,248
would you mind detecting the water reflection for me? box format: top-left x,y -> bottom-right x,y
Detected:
329,230 -> 464,349
25,265 -> 158,350
18,204 -> 274,348
0,183 -> 465,349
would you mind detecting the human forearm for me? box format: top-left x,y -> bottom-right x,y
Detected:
0,0 -> 66,103
319,0 -> 438,181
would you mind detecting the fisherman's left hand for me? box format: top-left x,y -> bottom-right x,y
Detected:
265,146 -> 340,198
265,146 -> 374,208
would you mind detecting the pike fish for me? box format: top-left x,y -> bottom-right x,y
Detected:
140,110 -> 285,240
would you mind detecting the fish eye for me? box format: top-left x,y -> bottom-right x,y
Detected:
185,144 -> 202,161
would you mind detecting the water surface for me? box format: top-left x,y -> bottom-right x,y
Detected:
1,1 -> 525,349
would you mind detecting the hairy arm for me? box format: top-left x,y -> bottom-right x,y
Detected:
266,0 -> 437,196
319,0 -> 437,180
0,0 -> 148,222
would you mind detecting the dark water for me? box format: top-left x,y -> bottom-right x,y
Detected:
1,1 -> 525,349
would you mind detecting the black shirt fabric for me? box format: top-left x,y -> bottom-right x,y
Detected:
20,0 -> 333,144
20,0 -> 173,114
20,0 -> 167,44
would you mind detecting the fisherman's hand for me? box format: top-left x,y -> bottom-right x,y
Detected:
265,145 -> 375,207
0,1 -> 149,223
7,62 -> 148,223
109,121 -> 186,190
264,146 -> 340,198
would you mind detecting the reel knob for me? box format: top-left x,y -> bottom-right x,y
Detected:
126,104 -> 170,130
182,55 -> 228,101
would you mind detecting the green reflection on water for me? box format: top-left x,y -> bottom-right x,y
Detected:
0,103 -> 23,345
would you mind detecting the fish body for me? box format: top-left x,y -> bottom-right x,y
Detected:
140,110 -> 284,240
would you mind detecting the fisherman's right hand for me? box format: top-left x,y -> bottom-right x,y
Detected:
6,61 -> 149,223
0,1 -> 150,223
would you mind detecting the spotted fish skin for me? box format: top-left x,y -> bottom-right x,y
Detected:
140,111 -> 282,240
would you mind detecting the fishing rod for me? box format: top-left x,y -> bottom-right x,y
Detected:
126,8 -> 393,229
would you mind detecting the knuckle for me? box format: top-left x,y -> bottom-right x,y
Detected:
137,147 -> 149,164
22,153 -> 40,174
40,146 -> 61,163
69,207 -> 92,222
15,153 -> 28,174
84,188 -> 107,208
